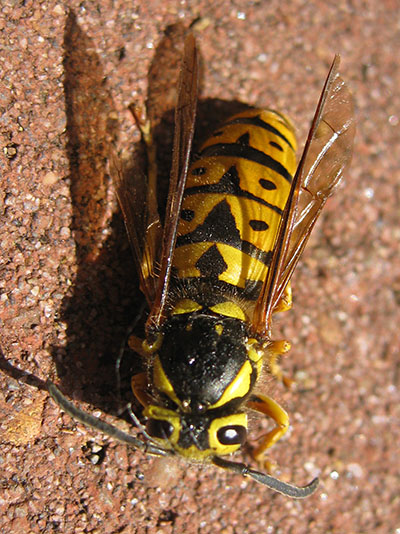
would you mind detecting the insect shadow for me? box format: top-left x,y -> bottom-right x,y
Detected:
48,17 -> 254,425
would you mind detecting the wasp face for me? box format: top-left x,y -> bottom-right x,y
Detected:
144,404 -> 248,459
142,312 -> 260,459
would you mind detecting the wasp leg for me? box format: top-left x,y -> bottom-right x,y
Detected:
273,282 -> 292,314
131,372 -> 152,408
128,104 -> 152,145
128,335 -> 155,407
266,283 -> 294,387
266,339 -> 295,388
128,334 -> 148,358
247,394 -> 289,467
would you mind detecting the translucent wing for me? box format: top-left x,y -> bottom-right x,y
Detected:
252,56 -> 355,336
110,144 -> 162,306
110,33 -> 199,312
146,33 -> 199,334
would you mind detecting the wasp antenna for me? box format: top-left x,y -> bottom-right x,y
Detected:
46,381 -> 168,457
212,456 -> 319,499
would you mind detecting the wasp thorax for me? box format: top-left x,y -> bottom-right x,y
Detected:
154,312 -> 253,410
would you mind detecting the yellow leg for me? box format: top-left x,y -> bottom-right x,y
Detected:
273,282 -> 292,314
265,339 -> 294,388
247,394 -> 289,464
131,372 -> 152,408
128,104 -> 152,144
128,335 -> 153,408
129,332 -> 163,358
128,335 -> 148,358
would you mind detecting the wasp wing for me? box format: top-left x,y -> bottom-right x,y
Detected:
146,33 -> 199,334
110,33 -> 198,310
110,143 -> 162,306
252,56 -> 355,336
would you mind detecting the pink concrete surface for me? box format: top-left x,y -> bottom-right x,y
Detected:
1,1 -> 399,533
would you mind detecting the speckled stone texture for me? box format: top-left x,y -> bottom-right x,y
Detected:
1,1 -> 399,533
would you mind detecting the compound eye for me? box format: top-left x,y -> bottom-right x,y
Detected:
146,418 -> 174,440
217,425 -> 247,446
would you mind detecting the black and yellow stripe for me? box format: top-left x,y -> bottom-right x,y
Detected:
172,109 -> 297,302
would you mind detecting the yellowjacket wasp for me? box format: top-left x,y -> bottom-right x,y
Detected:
48,33 -> 355,498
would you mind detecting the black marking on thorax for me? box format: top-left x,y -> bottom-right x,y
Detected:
158,313 -> 252,408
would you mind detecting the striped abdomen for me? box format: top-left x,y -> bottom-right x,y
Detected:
172,109 -> 297,303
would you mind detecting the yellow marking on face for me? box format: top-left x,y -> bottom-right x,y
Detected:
144,404 -> 211,460
143,404 -> 180,447
210,360 -> 253,409
208,413 -> 248,455
173,444 -> 215,460
209,301 -> 246,321
143,409 -> 248,460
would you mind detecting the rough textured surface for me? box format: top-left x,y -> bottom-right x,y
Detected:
1,1 -> 399,533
